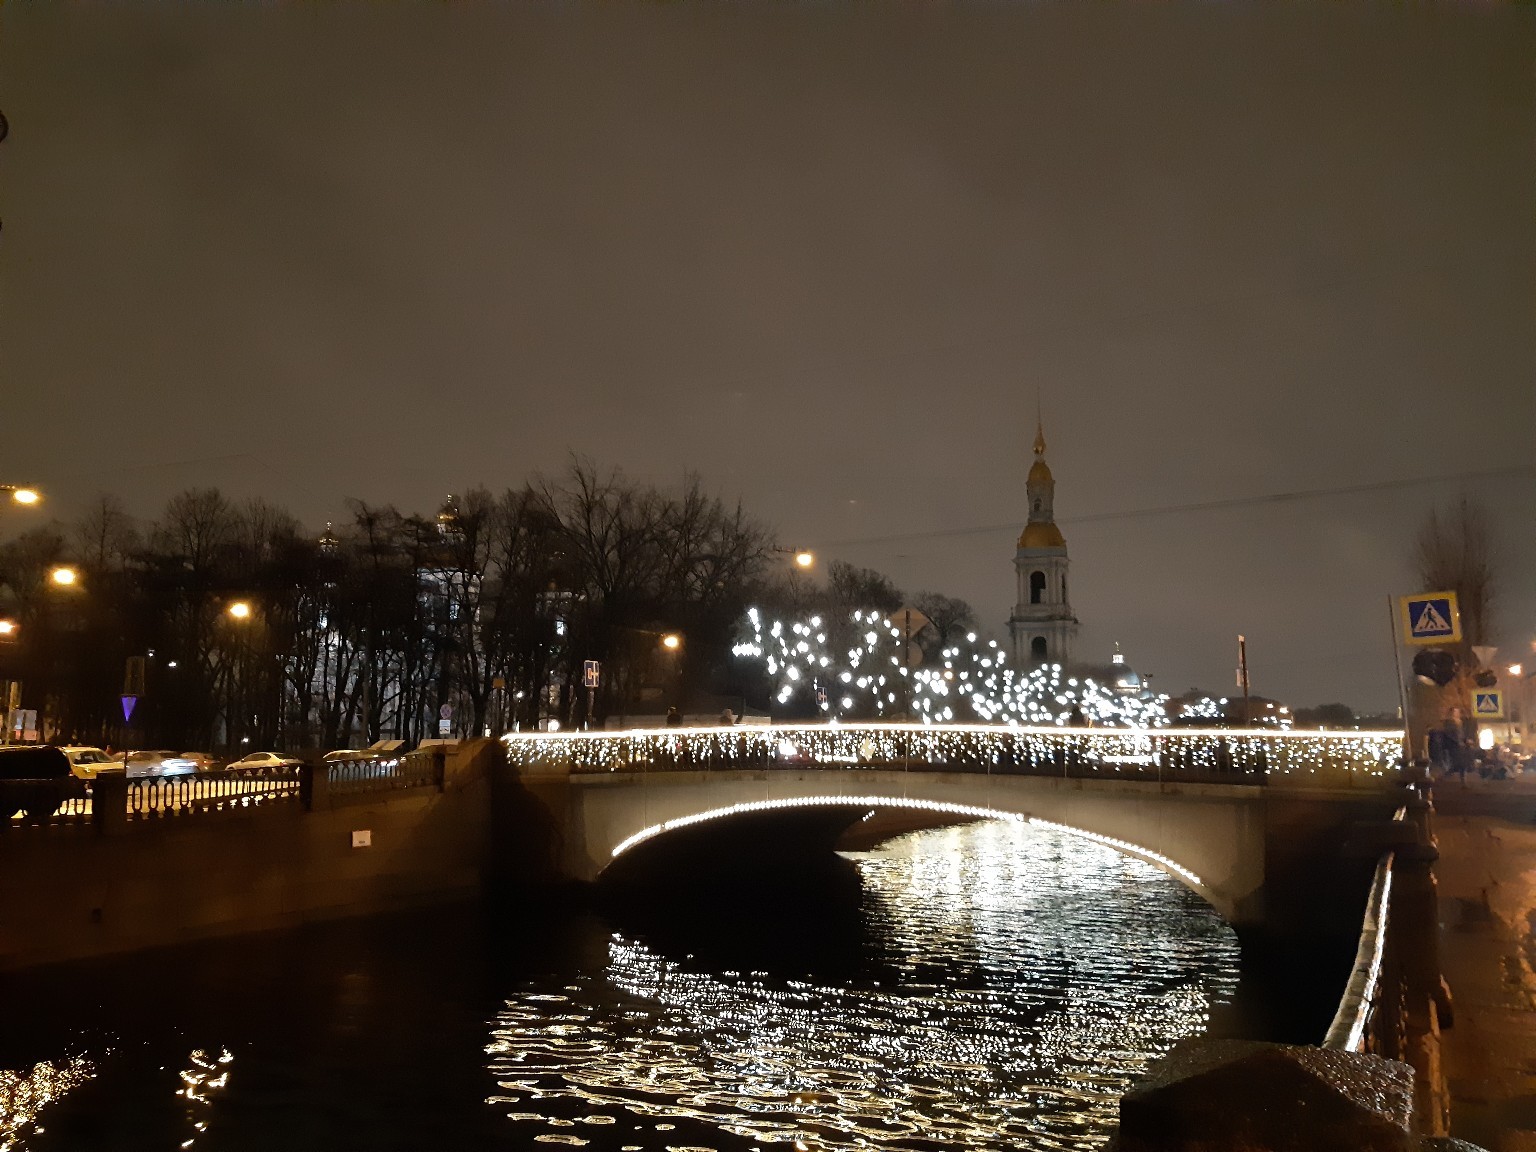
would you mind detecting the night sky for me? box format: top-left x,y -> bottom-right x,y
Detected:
1,4 -> 1531,711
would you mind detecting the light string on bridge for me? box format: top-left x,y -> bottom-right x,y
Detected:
503,723 -> 1403,782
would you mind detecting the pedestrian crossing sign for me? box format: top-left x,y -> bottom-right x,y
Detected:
1399,591 -> 1462,646
1472,690 -> 1504,720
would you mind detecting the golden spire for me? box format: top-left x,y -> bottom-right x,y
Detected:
1033,416 -> 1047,458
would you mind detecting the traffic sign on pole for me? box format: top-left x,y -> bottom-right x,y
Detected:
1472,690 -> 1504,720
583,660 -> 601,689
120,694 -> 137,723
1399,591 -> 1462,646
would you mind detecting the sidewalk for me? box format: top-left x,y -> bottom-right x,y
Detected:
1434,781 -> 1536,1151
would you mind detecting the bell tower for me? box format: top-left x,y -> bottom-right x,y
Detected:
1008,416 -> 1079,666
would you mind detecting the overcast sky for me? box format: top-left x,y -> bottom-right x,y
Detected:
1,3 -> 1531,710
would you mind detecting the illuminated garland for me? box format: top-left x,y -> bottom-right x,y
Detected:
503,722 -> 1403,781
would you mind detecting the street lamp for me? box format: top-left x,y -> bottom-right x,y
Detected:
4,486 -> 40,506
794,550 -> 814,569
49,565 -> 78,587
661,632 -> 682,651
0,619 -> 16,637
227,600 -> 253,620
1510,664 -> 1524,678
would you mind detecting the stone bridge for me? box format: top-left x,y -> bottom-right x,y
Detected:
502,723 -> 1406,931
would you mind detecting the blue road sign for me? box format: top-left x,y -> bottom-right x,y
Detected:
1472,691 -> 1504,720
1399,591 -> 1462,646
120,694 -> 137,722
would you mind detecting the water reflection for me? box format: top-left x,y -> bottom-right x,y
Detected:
176,1048 -> 233,1150
0,1058 -> 92,1151
488,820 -> 1240,1151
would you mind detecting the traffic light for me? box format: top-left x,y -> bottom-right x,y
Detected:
1412,649 -> 1457,687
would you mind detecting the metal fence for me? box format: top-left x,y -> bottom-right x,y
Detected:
1322,804 -> 1409,1055
326,750 -> 443,797
2,749 -> 448,834
0,779 -> 92,831
126,766 -> 304,819
503,723 -> 1403,786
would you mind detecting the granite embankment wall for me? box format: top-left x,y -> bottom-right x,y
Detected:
0,741 -> 502,972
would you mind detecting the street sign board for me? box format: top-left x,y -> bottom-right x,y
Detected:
1399,591 -> 1462,646
120,694 -> 138,723
1472,690 -> 1504,720
583,660 -> 601,689
438,718 -> 452,735
439,703 -> 453,720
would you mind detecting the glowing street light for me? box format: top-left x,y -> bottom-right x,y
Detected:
0,619 -> 16,636
1510,664 -> 1525,678
49,565 -> 78,587
661,633 -> 682,651
227,600 -> 253,621
795,550 -> 815,568
7,486 -> 40,506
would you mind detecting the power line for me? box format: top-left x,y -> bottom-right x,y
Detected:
813,465 -> 1535,550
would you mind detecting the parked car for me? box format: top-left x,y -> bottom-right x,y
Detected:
0,745 -> 82,818
178,752 -> 220,772
61,746 -> 120,779
124,750 -> 197,779
322,748 -> 378,764
228,751 -> 300,774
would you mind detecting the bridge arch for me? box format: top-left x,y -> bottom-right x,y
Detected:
566,772 -> 1260,921
603,792 -> 1220,911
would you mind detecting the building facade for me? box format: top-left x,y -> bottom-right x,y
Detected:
1008,419 -> 1079,666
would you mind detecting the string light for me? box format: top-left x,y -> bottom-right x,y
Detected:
505,723 -> 1401,782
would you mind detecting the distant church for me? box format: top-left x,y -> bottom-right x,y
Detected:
1008,418 -> 1079,667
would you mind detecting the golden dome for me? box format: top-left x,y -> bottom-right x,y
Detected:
1018,521 -> 1066,549
1027,458 -> 1053,487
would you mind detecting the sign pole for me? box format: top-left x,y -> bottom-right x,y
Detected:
1387,595 -> 1411,762
1237,635 -> 1251,727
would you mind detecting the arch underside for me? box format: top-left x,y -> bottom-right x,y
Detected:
600,792 -> 1223,915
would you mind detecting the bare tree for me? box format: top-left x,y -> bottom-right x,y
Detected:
1414,497 -> 1497,647
912,592 -> 976,650
72,494 -> 140,573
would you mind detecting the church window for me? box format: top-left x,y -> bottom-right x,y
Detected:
1029,570 -> 1046,604
1030,636 -> 1048,662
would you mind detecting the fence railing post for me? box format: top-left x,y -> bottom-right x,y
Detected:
301,762 -> 330,811
93,772 -> 129,837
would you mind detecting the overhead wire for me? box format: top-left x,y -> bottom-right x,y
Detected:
810,465 -> 1535,550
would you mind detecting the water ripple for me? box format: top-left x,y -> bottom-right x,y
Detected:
488,821 -> 1239,1150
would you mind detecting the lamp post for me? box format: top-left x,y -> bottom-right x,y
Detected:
2,485 -> 40,507
225,600 -> 254,751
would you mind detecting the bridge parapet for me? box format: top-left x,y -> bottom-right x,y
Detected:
504,723 -> 1403,789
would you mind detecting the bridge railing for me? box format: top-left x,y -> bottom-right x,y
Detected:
502,723 -> 1402,786
1322,815 -> 1403,1053
126,765 -> 304,820
326,749 -> 444,796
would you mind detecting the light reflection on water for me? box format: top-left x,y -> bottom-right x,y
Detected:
487,821 -> 1240,1151
0,1058 -> 93,1152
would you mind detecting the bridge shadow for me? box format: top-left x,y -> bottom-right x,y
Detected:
598,805 -> 875,981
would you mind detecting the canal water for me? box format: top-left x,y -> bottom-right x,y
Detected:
1,821 -> 1242,1151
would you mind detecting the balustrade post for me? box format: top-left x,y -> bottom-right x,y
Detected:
301,762 -> 331,811
92,772 -> 129,837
